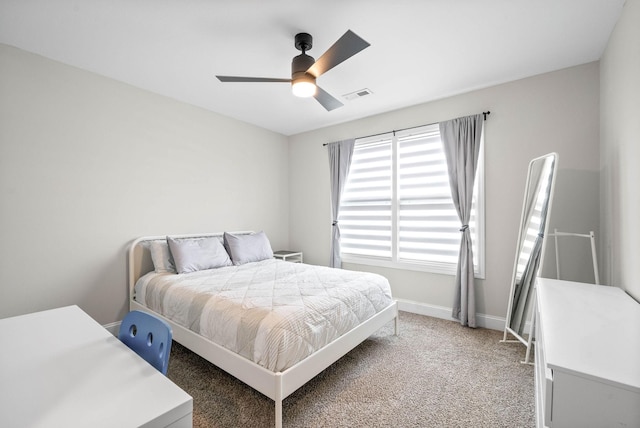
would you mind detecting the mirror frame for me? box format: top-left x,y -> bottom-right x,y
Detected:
503,152 -> 558,349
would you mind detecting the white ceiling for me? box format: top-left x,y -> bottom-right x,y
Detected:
0,0 -> 625,136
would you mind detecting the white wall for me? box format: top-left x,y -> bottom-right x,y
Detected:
289,62 -> 600,321
600,0 -> 640,301
0,44 -> 289,324
0,41 -> 610,327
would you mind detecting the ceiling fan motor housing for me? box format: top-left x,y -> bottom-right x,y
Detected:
292,53 -> 316,79
292,32 -> 316,85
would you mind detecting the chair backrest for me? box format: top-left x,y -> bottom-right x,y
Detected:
118,310 -> 172,375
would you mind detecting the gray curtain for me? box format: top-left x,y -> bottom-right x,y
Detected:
328,139 -> 355,268
439,114 -> 483,327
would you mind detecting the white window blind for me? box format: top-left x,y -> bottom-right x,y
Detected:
339,138 -> 393,258
338,124 -> 484,276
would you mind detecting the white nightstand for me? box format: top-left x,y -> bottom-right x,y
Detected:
273,250 -> 303,263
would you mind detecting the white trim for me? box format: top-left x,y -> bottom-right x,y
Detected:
396,298 -> 519,332
343,254 -> 456,275
341,254 -> 486,279
102,321 -> 121,337
474,130 -> 486,278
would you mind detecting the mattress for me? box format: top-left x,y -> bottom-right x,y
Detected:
134,259 -> 393,372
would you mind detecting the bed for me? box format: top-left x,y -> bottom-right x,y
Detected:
128,232 -> 398,428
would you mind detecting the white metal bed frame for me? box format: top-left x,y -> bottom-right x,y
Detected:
128,232 -> 398,428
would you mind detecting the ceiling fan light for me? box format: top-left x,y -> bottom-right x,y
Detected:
291,73 -> 317,98
292,81 -> 316,97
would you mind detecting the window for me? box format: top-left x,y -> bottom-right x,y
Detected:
338,123 -> 484,277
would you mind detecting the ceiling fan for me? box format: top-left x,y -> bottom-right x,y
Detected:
216,30 -> 370,111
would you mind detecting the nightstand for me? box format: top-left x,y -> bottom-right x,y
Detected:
273,250 -> 303,263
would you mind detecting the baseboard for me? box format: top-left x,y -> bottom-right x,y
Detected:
103,321 -> 121,337
396,299 -> 507,331
104,303 -> 522,337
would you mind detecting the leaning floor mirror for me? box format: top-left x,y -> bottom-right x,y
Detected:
502,153 -> 558,361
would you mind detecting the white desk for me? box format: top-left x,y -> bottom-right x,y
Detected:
0,305 -> 193,428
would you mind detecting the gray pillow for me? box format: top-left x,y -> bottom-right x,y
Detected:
148,240 -> 176,273
166,236 -> 232,274
224,231 -> 274,265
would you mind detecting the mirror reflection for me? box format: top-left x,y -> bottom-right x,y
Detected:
504,153 -> 558,344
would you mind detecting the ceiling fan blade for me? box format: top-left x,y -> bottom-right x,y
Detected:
307,30 -> 370,78
314,86 -> 343,111
216,76 -> 291,83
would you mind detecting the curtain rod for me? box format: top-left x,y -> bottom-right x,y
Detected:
323,111 -> 490,146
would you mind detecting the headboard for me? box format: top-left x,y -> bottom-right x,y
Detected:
127,231 -> 254,301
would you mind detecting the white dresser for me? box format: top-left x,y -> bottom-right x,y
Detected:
534,278 -> 640,428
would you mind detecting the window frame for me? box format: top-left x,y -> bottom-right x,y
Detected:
339,124 -> 485,279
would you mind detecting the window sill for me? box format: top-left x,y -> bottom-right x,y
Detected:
341,254 -> 485,279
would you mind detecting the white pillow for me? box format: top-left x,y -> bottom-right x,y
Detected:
166,236 -> 232,274
224,231 -> 274,265
148,240 -> 176,273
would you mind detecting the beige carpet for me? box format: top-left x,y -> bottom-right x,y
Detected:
166,311 -> 535,427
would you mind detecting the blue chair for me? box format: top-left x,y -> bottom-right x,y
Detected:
118,310 -> 173,375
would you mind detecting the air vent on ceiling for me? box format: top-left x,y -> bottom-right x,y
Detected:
343,88 -> 373,101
